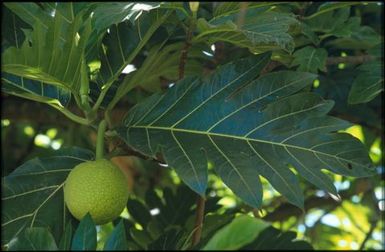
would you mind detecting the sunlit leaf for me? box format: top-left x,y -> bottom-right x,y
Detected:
95,9 -> 171,108
2,4 -> 92,93
203,215 -> 269,250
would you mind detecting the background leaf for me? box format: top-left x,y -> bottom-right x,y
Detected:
348,61 -> 383,104
7,227 -> 58,251
291,46 -> 328,73
241,226 -> 314,250
213,2 -> 283,18
71,213 -> 97,251
103,220 -> 128,250
58,221 -> 73,250
195,7 -> 299,53
1,147 -> 94,245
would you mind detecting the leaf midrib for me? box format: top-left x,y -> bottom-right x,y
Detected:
130,125 -> 367,169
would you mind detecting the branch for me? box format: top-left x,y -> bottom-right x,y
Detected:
1,95 -> 128,128
176,11 -> 207,248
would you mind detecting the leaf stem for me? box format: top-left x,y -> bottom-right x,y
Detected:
96,119 -> 107,160
48,104 -> 90,125
191,196 -> 205,248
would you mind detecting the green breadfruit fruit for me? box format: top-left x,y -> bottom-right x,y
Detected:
64,159 -> 129,225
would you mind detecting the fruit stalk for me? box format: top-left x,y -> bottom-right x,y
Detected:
96,119 -> 107,160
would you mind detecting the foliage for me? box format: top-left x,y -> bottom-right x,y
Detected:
1,2 -> 383,251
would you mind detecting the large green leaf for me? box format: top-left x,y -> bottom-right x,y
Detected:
1,147 -> 94,245
7,227 -> 58,251
348,61 -> 384,104
118,54 -> 374,209
291,46 -> 328,73
2,4 -> 92,93
195,8 -> 299,53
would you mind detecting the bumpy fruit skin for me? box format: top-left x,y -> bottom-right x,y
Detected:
64,159 -> 129,225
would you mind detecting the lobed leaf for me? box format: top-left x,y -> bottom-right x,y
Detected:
118,53 -> 374,209
1,7 -> 71,107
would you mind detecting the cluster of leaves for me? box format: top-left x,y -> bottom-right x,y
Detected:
1,2 -> 383,250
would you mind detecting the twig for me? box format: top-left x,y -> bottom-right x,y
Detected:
178,16 -> 196,79
260,60 -> 282,75
236,2 -> 249,28
359,220 -> 377,250
260,55 -> 380,75
326,55 -> 378,65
